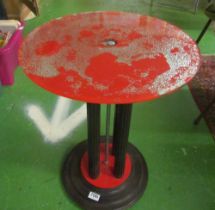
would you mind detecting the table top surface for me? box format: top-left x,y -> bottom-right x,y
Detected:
19,11 -> 200,104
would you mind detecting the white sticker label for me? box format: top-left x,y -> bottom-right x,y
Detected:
88,191 -> 101,202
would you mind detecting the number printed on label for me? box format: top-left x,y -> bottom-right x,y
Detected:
88,191 -> 101,202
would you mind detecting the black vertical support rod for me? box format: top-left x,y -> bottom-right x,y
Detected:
113,104 -> 132,178
87,103 -> 100,179
105,105 -> 111,164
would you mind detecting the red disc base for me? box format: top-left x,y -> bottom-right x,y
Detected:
62,140 -> 148,210
80,143 -> 132,189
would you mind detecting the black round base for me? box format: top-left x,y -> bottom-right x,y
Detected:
62,140 -> 148,210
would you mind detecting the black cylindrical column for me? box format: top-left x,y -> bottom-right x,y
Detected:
87,103 -> 100,179
105,105 -> 111,164
112,104 -> 132,178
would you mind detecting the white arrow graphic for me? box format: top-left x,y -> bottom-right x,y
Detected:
26,96 -> 87,143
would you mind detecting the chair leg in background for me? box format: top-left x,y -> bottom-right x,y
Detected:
194,96 -> 215,125
196,19 -> 212,44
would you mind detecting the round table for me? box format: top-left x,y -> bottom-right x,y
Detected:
19,11 -> 200,210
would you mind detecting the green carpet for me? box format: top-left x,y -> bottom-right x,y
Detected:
0,1 -> 215,210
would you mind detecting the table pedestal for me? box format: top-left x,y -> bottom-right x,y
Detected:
62,104 -> 148,210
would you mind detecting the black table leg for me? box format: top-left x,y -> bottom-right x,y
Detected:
87,103 -> 100,179
112,104 -> 132,178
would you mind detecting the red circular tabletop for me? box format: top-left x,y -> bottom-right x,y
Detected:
19,11 -> 200,104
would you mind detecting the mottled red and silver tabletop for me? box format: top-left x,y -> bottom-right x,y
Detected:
19,11 -> 200,104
